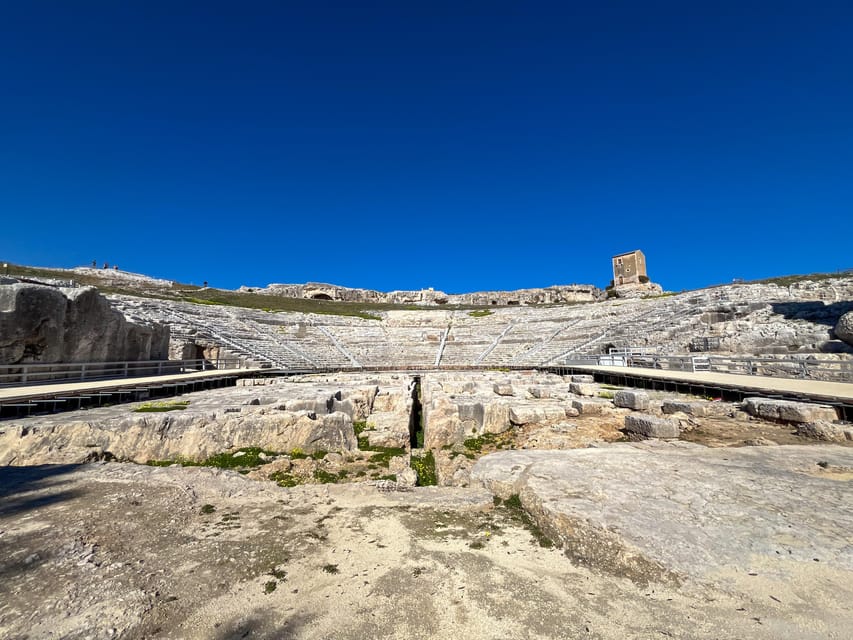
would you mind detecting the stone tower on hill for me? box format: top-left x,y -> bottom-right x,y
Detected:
612,250 -> 647,286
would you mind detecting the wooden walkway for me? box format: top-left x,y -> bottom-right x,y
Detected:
567,364 -> 853,405
0,367 -> 264,406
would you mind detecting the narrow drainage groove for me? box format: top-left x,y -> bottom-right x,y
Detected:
408,375 -> 423,448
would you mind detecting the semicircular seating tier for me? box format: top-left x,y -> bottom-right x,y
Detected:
109,276 -> 853,371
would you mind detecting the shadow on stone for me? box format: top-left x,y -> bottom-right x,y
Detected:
0,464 -> 83,518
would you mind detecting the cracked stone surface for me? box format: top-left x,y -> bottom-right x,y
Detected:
3,460 -> 853,639
471,444 -> 853,591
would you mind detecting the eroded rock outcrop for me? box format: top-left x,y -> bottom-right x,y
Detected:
240,282 -> 601,306
836,311 -> 853,346
0,408 -> 357,465
0,374 -> 414,465
0,283 -> 168,365
422,371 -> 612,452
743,397 -> 839,423
471,444 -> 853,585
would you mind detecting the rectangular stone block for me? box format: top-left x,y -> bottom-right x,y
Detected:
662,400 -> 713,417
571,398 -> 607,415
571,375 -> 595,384
614,390 -> 650,411
569,382 -> 597,397
624,414 -> 680,439
509,404 -> 567,426
743,398 -> 838,424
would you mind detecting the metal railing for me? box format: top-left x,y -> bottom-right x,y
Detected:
562,353 -> 853,383
2,350 -> 850,390
0,357 -> 249,387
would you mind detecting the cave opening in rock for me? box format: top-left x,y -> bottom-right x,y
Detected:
408,376 -> 424,448
311,293 -> 333,300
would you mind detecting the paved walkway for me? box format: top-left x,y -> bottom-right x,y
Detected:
0,368 -> 264,403
570,365 -> 853,404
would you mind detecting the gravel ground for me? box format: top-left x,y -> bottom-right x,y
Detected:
3,460 -> 850,639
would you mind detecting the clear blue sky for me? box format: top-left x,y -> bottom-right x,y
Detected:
1,1 -> 851,293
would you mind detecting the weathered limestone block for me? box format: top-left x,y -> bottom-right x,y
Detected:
364,411 -> 409,448
470,445 -> 853,585
835,311 -> 853,346
457,401 -> 485,434
483,402 -> 512,434
470,450 -> 570,498
372,390 -> 407,413
509,404 -> 567,426
527,386 -> 550,399
441,381 -> 476,395
570,375 -> 595,383
493,384 -> 514,397
743,398 -> 838,424
330,398 -> 357,419
797,421 -> 853,442
339,386 -> 379,420
571,398 -> 610,415
434,449 -> 475,487
424,396 -> 463,449
614,390 -> 650,411
286,398 -> 332,415
569,382 -> 597,397
366,429 -> 408,448
395,466 -> 418,487
624,414 -> 680,439
661,400 -> 724,417
0,409 -> 358,466
388,455 -> 409,474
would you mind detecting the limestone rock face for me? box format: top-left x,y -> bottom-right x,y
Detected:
395,466 -> 418,487
0,283 -> 67,363
0,373 -> 405,465
424,396 -> 464,449
797,421 -> 853,442
0,283 -> 168,366
612,281 -> 664,299
470,445 -> 853,585
835,311 -> 853,346
422,371 -> 585,449
743,397 -> 838,423
0,409 -> 358,466
243,282 -> 601,306
364,411 -> 409,448
433,449 -> 474,487
661,400 -> 727,417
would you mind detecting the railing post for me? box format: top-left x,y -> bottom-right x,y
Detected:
123,362 -> 129,378
80,364 -> 86,381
